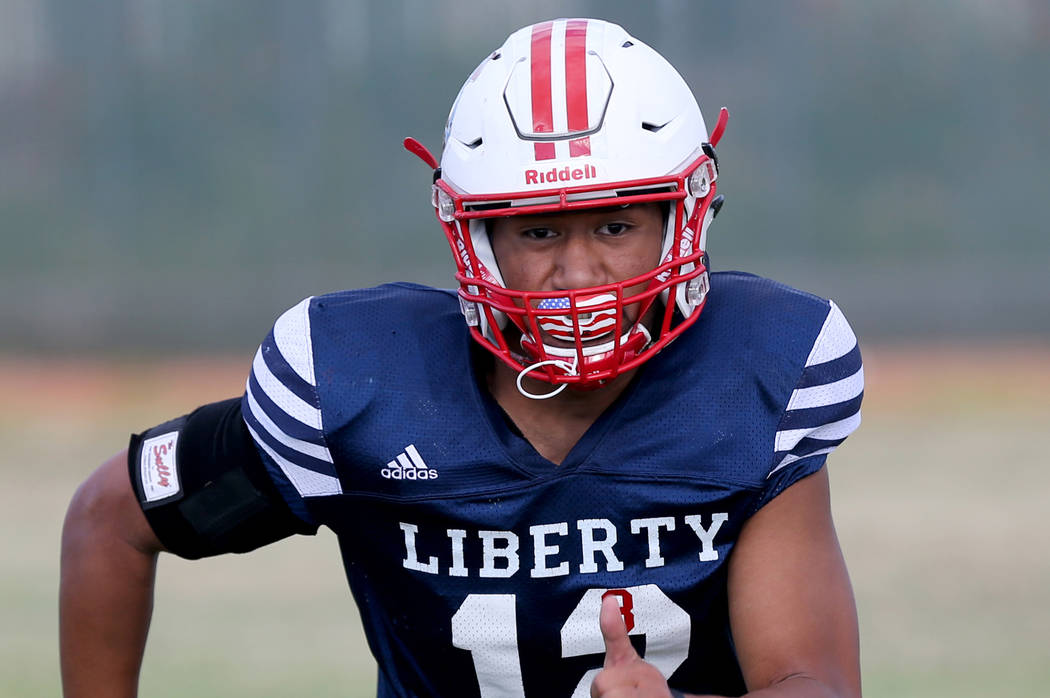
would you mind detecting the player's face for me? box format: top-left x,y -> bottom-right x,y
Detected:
489,203 -> 664,348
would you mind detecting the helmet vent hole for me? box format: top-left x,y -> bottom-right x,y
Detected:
621,40 -> 634,48
491,51 -> 502,60
464,137 -> 483,149
641,121 -> 666,133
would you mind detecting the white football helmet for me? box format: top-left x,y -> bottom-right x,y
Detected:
406,18 -> 727,395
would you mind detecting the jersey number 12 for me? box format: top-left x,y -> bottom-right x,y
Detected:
451,584 -> 691,697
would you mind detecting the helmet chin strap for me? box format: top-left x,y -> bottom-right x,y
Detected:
515,355 -> 577,400
514,324 -> 653,400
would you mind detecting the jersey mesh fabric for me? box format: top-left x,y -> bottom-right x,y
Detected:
239,274 -> 862,697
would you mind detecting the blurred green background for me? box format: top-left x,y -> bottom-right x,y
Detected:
2,1 -> 1049,696
3,0 -> 1049,352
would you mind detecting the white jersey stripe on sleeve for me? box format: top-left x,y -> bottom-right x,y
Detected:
245,385 -> 332,463
245,422 -> 341,497
774,411 -> 862,454
272,297 -> 317,386
805,301 -> 857,367
251,347 -> 322,430
786,366 -> 865,412
768,446 -> 837,479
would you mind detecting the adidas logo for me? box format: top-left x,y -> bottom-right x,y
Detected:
382,444 -> 439,480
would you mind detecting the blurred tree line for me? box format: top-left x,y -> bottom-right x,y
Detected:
1,0 -> 1048,354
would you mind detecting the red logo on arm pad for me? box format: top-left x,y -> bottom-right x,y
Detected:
139,431 -> 181,503
152,442 -> 174,487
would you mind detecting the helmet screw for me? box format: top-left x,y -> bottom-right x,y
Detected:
458,296 -> 480,326
686,163 -> 715,198
686,274 -> 710,306
433,186 -> 457,222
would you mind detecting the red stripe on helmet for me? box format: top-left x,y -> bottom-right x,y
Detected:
569,136 -> 591,157
531,21 -> 555,161
534,142 -> 555,160
564,19 -> 591,157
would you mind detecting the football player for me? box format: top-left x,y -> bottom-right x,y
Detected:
61,18 -> 863,698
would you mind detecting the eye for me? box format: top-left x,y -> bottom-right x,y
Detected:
522,227 -> 558,240
598,222 -> 631,236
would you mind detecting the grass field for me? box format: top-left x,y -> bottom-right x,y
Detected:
2,344 -> 1049,697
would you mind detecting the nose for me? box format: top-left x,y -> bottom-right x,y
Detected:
552,232 -> 604,290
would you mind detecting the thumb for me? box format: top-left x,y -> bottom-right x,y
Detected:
599,592 -> 639,668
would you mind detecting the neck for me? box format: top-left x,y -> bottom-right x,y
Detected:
486,360 -> 637,464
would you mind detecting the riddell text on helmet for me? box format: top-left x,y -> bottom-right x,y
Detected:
524,164 -> 597,185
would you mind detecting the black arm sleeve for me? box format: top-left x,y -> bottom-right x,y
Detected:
128,398 -> 319,559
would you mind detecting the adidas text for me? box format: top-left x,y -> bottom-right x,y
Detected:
382,467 -> 439,480
382,444 -> 438,480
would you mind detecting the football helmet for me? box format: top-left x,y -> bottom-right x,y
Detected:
406,18 -> 727,397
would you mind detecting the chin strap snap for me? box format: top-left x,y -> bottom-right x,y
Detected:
515,355 -> 579,400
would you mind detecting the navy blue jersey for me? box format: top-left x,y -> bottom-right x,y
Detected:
241,271 -> 863,697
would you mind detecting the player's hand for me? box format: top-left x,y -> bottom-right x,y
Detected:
590,592 -> 676,698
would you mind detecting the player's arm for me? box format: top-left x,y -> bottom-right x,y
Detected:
717,301 -> 863,697
60,398 -> 318,697
722,466 -> 860,697
60,447 -> 162,698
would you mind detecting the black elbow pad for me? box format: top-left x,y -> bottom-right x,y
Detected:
128,398 -> 318,559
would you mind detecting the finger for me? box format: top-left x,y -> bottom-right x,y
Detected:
600,593 -> 639,668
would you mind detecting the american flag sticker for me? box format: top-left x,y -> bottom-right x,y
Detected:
536,293 -> 618,341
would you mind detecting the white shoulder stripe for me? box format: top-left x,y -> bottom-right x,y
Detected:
786,366 -> 865,412
251,348 -> 322,430
768,446 -> 837,479
273,297 -> 316,386
245,422 -> 341,497
774,411 -> 862,454
244,385 -> 332,464
805,301 -> 857,367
